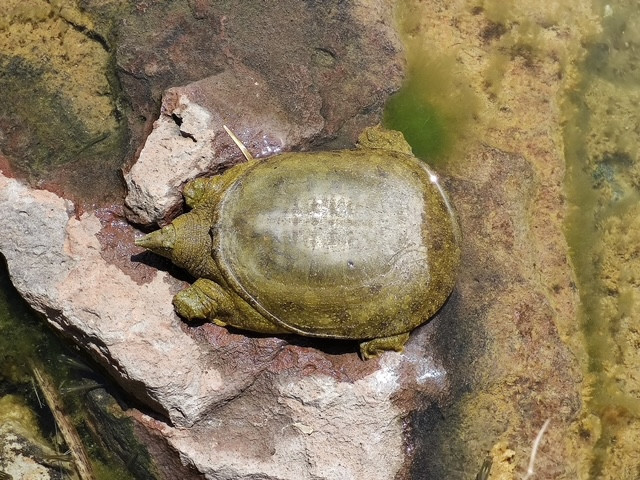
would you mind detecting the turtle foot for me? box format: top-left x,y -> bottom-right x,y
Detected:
359,332 -> 410,360
173,278 -> 233,322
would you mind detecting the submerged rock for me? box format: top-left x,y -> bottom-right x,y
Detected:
0,395 -> 63,480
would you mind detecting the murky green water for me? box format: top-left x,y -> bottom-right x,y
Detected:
383,2 -> 477,166
0,259 -> 139,479
564,0 -> 640,476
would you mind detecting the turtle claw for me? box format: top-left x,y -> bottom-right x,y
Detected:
173,278 -> 233,322
359,332 -> 410,359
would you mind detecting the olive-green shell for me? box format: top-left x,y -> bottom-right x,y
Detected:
211,148 -> 460,340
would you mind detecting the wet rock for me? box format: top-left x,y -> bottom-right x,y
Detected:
0,395 -> 64,480
120,0 -> 404,226
84,388 -> 176,480
410,145 -> 582,478
116,0 -> 402,147
0,0 -> 125,204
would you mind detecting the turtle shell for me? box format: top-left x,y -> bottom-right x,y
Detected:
211,148 -> 460,340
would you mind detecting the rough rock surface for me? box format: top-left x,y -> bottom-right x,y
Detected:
0,168 -> 450,478
120,0 -> 404,226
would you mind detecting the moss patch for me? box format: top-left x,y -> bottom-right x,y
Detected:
0,0 -> 126,198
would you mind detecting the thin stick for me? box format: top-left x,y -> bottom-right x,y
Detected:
30,362 -> 96,480
223,125 -> 254,161
522,419 -> 550,480
31,377 -> 43,408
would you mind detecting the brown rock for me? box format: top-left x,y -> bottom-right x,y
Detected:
116,0 -> 403,152
120,0 -> 404,225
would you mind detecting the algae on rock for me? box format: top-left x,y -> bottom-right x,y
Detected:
0,0 -> 126,202
564,1 -> 640,477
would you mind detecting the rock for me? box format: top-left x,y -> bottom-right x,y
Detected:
123,66 -> 324,226
0,173 -> 274,427
0,130 -> 582,478
411,146 -> 582,478
0,0 -> 125,204
0,395 -> 63,480
120,0 -> 404,226
84,388 -> 177,480
116,0 -> 402,146
0,0 -> 402,214
0,169 -> 449,479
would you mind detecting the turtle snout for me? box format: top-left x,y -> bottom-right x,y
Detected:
135,225 -> 177,260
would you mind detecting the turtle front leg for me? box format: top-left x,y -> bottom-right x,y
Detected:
173,278 -> 234,326
359,332 -> 410,359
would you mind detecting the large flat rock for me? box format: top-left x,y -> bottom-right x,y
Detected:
0,169 -> 449,479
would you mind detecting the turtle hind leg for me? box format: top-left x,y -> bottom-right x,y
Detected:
173,278 -> 234,324
359,332 -> 410,360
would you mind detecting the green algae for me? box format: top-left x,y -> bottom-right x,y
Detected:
0,0 -> 129,203
563,0 -> 640,477
0,54 -> 113,175
384,86 -> 450,161
383,4 -> 478,165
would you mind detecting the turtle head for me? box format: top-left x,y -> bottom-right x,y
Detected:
135,224 -> 177,260
135,212 -> 215,277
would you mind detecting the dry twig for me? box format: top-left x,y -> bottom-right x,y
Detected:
522,419 -> 550,480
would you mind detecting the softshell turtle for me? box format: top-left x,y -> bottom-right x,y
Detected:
136,126 -> 460,358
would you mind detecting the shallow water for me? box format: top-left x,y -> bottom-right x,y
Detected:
564,0 -> 640,476
0,260 -> 135,478
387,0 -> 640,477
